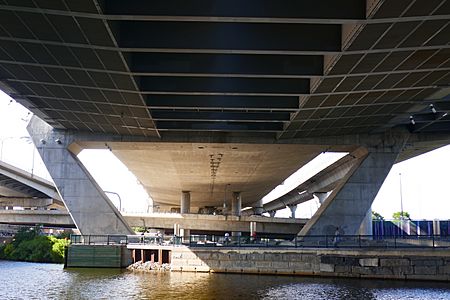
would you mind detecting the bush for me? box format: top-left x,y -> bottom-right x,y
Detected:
0,228 -> 69,263
50,236 -> 69,263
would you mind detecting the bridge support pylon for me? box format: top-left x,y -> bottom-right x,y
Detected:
27,116 -> 134,235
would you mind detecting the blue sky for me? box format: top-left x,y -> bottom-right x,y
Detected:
1,90 -> 449,220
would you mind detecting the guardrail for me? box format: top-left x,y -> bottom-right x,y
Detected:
70,234 -> 450,249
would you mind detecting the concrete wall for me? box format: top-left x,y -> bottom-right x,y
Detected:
171,247 -> 450,281
66,245 -> 131,268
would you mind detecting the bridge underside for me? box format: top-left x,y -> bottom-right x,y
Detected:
91,142 -> 353,209
0,1 -> 449,235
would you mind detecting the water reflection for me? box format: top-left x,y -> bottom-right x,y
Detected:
1,260 -> 450,299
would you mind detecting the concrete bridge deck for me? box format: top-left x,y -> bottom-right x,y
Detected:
0,210 -> 307,234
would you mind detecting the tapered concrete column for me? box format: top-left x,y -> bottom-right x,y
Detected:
300,131 -> 409,236
314,192 -> 328,204
231,192 -> 242,217
26,116 -> 133,235
180,191 -> 191,241
269,211 -> 276,218
288,204 -> 297,218
180,191 -> 190,214
358,208 -> 373,236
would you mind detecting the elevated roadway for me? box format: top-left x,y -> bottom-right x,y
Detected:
0,210 -> 306,235
0,160 -> 65,210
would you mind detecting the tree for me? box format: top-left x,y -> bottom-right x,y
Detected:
372,211 -> 384,220
392,211 -> 410,220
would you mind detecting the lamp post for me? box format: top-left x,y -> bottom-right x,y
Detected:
399,172 -> 405,235
399,173 -> 404,218
104,191 -> 122,212
223,184 -> 230,215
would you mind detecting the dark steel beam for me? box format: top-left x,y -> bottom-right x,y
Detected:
138,76 -> 310,95
1,4 -> 450,24
156,121 -> 283,131
129,53 -> 323,76
116,21 -> 342,52
150,110 -> 291,122
103,0 -> 366,20
2,36 -> 450,55
145,95 -> 300,110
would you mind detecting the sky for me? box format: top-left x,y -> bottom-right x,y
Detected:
1,90 -> 450,220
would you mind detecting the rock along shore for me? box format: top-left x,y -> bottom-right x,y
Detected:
127,261 -> 171,272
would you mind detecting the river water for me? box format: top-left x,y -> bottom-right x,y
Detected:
1,260 -> 450,299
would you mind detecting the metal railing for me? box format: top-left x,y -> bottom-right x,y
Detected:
70,234 -> 450,249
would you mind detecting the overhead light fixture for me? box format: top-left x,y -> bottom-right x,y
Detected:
430,104 -> 437,114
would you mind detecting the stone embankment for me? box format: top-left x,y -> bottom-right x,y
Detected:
127,261 -> 171,272
170,247 -> 450,281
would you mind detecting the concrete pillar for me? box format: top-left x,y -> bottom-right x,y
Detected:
26,116 -> 133,235
173,223 -> 180,236
358,208 -> 373,236
180,191 -> 190,214
314,192 -> 328,204
300,131 -> 409,236
252,199 -> 264,215
288,204 -> 297,218
250,221 -> 257,240
231,192 -> 242,237
231,192 -> 242,217
269,211 -> 276,218
180,228 -> 190,243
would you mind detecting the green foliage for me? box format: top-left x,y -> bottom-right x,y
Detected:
0,244 -> 5,259
0,227 -> 69,263
50,236 -> 70,263
10,236 -> 53,262
392,211 -> 410,220
133,226 -> 146,233
372,211 -> 384,220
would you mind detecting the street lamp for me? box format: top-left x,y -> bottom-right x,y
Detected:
104,191 -> 122,212
399,173 -> 404,219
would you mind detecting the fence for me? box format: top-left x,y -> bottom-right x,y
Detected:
373,219 -> 450,237
70,233 -> 450,249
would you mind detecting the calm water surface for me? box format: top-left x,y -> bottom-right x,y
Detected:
1,260 -> 450,299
